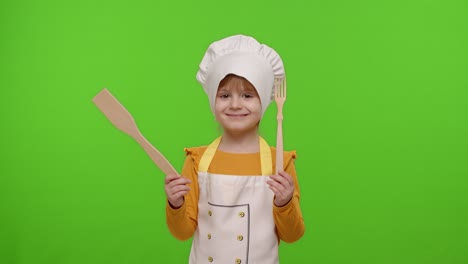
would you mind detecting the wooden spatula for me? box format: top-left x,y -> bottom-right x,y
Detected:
92,88 -> 178,176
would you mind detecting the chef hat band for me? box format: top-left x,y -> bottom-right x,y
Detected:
196,35 -> 285,116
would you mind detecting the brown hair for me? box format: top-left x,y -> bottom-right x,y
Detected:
217,74 -> 258,96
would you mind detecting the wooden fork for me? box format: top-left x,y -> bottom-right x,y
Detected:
274,77 -> 287,174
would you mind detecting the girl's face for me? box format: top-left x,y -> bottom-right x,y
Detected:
214,75 -> 262,136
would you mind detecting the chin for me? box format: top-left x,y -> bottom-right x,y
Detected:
224,125 -> 259,134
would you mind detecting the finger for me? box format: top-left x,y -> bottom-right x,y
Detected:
278,171 -> 294,185
267,178 -> 286,190
166,175 -> 192,186
169,190 -> 189,205
267,180 -> 286,196
274,173 -> 293,188
167,177 -> 191,188
165,181 -> 190,195
165,174 -> 180,184
168,185 -> 190,196
268,184 -> 280,196
171,189 -> 189,199
270,174 -> 290,189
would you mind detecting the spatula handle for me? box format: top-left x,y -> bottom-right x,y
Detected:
133,133 -> 178,176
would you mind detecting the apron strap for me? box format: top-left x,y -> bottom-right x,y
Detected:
259,137 -> 273,176
198,136 -> 272,176
198,137 -> 221,173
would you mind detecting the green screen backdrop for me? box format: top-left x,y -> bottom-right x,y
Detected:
1,0 -> 467,263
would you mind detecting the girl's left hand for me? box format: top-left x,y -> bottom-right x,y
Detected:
267,171 -> 294,207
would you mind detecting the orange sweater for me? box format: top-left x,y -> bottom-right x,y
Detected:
166,146 -> 305,243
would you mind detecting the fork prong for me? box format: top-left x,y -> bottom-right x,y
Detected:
279,78 -> 283,98
274,76 -> 286,98
274,77 -> 280,98
282,77 -> 287,98
274,76 -> 286,99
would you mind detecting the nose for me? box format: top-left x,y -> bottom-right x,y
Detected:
230,95 -> 241,109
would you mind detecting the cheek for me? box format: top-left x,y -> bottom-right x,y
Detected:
250,99 -> 262,112
214,100 -> 224,112
214,101 -> 225,119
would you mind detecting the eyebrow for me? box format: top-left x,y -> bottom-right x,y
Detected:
218,86 -> 256,93
217,88 -> 229,93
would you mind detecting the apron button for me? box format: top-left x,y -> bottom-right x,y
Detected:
208,233 -> 212,239
237,235 -> 243,241
208,256 -> 213,262
235,258 -> 242,264
208,210 -> 212,216
238,212 -> 245,218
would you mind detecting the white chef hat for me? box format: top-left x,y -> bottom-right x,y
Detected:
196,34 -> 285,116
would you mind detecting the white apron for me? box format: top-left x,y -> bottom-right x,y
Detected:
189,137 -> 278,264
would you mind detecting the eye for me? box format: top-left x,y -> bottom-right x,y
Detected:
218,93 -> 229,98
242,93 -> 254,98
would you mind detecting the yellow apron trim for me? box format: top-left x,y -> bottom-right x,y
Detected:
198,136 -> 272,176
198,137 -> 221,172
259,137 -> 272,176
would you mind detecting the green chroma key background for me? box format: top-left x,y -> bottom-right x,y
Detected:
1,0 -> 467,263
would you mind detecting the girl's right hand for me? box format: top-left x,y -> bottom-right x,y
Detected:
164,174 -> 191,209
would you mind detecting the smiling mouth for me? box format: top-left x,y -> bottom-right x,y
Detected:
226,114 -> 248,117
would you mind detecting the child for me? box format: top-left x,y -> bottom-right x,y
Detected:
164,35 -> 305,264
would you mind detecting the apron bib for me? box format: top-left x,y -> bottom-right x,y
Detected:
189,137 -> 279,264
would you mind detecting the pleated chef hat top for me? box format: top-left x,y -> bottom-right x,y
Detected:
196,35 -> 285,116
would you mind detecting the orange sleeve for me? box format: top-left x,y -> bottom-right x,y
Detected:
273,151 -> 306,243
165,148 -> 202,240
